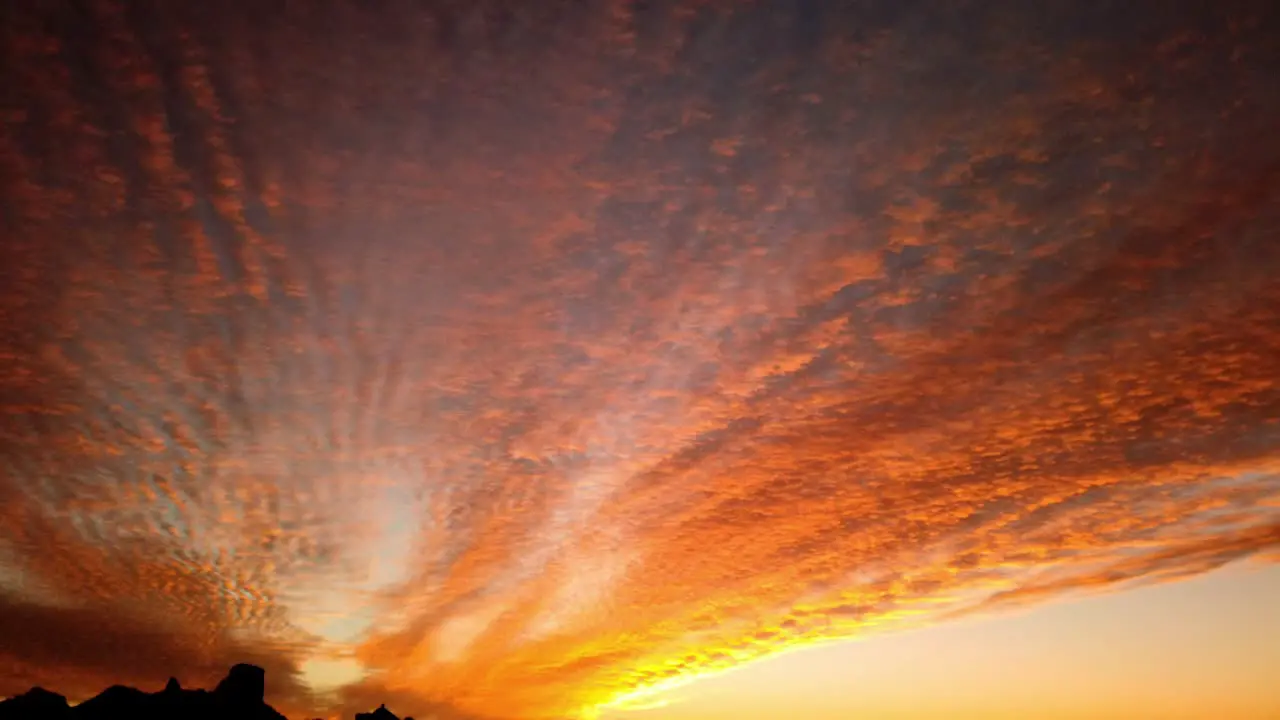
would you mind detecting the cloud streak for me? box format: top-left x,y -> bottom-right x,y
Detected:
2,0 -> 1279,718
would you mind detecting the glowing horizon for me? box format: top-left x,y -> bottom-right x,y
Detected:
2,1 -> 1279,719
597,562 -> 1280,720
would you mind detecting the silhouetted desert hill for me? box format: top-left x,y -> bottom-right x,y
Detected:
0,664 -> 411,720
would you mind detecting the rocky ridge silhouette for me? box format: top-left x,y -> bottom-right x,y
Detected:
0,664 -> 412,720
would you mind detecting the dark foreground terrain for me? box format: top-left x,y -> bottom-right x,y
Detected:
0,664 -> 409,720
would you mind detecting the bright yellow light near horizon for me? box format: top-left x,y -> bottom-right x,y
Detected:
595,637 -> 834,716
299,656 -> 367,694
591,597 -> 976,717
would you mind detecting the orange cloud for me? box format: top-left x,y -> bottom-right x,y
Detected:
1,1 -> 1278,719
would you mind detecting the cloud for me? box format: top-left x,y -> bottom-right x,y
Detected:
2,0 -> 1279,718
0,590 -> 313,704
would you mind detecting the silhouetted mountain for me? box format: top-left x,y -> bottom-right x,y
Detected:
0,664 -> 400,720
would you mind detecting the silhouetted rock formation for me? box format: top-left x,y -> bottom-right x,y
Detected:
355,704 -> 400,720
0,664 -> 399,720
74,685 -> 151,718
0,689 -> 71,720
213,663 -> 267,709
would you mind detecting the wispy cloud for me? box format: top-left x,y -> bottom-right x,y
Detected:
1,1 -> 1278,718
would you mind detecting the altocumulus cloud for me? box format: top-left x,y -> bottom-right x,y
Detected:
1,1 -> 1279,718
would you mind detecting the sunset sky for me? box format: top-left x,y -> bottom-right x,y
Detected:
1,1 -> 1279,719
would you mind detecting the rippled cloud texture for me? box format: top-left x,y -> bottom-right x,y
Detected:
2,1 -> 1280,718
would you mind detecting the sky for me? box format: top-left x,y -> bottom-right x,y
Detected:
598,563 -> 1280,720
1,1 -> 1279,719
